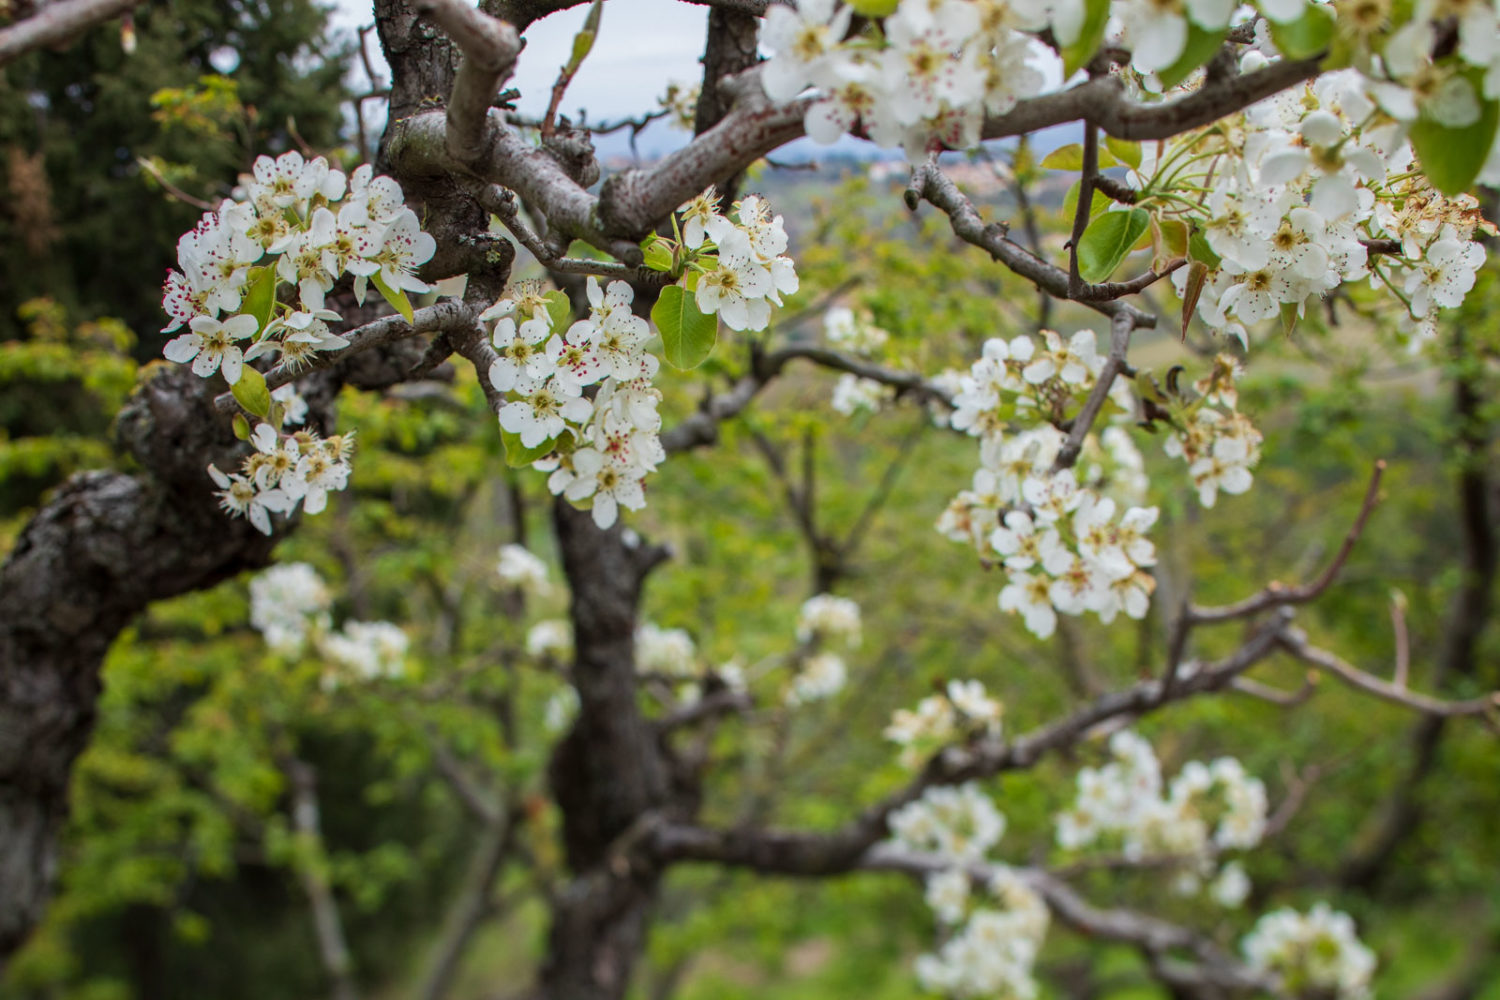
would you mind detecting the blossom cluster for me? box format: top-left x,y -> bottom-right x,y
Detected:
635,621 -> 748,708
1242,903 -> 1377,999
760,3 -> 1494,348
162,153 -> 433,379
884,679 -> 1003,770
250,561 -> 331,654
820,303 -> 906,417
665,189 -> 800,332
759,0 -> 1500,186
785,592 -> 863,706
831,374 -> 895,416
889,782 -> 1006,863
759,0 -> 1049,159
527,619 -> 572,660
210,423 -> 354,536
163,153 -> 435,534
1160,67 -> 1492,348
915,866 -> 1049,1000
936,332 -> 1160,638
658,80 -> 701,131
823,306 -> 890,356
795,593 -> 863,646
1055,730 -> 1268,904
485,279 -> 665,530
496,543 -> 551,598
885,780 -> 1047,1000
320,621 -> 409,683
248,563 -> 408,684
637,622 -> 699,678
1162,356 -> 1264,508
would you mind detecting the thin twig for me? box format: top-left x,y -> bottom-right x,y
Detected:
1229,673 -> 1317,707
1190,461 -> 1386,623
1054,310 -> 1134,471
1277,627 -> 1500,719
1391,590 -> 1410,690
212,301 -> 475,415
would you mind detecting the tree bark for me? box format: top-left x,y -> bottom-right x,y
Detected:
538,502 -> 671,1000
0,370 -> 301,964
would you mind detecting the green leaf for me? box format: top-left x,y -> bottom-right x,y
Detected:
1076,208 -> 1151,283
231,366 -> 271,418
848,0 -> 899,13
500,428 -> 558,468
543,289 -> 574,333
241,265 -> 277,335
1157,24 -> 1228,89
1279,301 -> 1300,337
1104,136 -> 1142,170
1188,229 -> 1221,268
232,413 -> 251,440
567,19 -> 597,71
1061,0 -> 1110,76
1267,3 -> 1334,60
1156,218 -> 1189,260
1041,144 -> 1084,170
1181,261 -> 1210,339
641,235 -> 675,272
651,284 -> 718,370
371,271 -> 415,324
1410,69 -> 1499,196
1040,142 -> 1119,172
1061,181 -> 1114,222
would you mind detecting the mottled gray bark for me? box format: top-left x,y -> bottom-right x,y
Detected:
0,370 -> 292,964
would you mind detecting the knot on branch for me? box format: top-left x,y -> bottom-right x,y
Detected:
596,170 -> 656,243
540,115 -> 601,188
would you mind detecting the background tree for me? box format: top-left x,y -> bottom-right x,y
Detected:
2,1 -> 1499,999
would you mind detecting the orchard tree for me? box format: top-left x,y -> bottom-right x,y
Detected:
2,0 -> 1499,998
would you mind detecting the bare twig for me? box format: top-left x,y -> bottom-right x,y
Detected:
1391,590 -> 1410,690
471,182 -> 658,279
418,807 -> 520,1000
662,343 -> 951,454
1190,461 -> 1386,623
1066,123 -> 1098,296
1054,310 -> 1135,471
1230,672 -> 1318,707
1276,627 -> 1500,719
909,164 -> 1156,328
136,156 -> 218,211
284,759 -> 361,1000
1263,761 -> 1320,839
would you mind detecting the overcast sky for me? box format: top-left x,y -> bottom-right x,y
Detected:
330,0 -> 712,157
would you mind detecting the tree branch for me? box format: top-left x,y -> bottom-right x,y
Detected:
860,847 -> 1277,994
0,0 -> 144,66
652,610 -> 1292,876
909,163 -> 1157,327
212,301 -> 476,415
412,0 -> 522,165
284,758 -> 360,1000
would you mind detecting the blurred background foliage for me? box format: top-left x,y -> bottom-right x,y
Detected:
1,6 -> 1498,999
